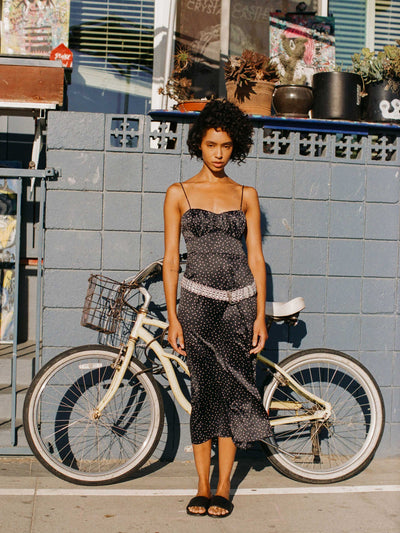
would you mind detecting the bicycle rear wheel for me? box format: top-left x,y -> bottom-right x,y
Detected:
23,345 -> 164,485
262,349 -> 384,483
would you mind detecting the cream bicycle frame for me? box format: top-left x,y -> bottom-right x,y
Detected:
93,286 -> 332,427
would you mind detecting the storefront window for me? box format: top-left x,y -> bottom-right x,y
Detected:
228,0 -> 303,56
67,0 -> 154,114
175,0 -> 317,99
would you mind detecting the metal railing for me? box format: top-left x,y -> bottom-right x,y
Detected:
0,167 -> 59,454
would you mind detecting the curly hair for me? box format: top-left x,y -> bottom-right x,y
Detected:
187,99 -> 253,163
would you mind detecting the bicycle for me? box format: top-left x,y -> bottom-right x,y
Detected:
23,256 -> 385,485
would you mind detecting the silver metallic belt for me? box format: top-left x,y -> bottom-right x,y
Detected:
181,277 -> 257,304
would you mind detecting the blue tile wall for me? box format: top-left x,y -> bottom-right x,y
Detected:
329,239 -> 364,277
293,161 -> 330,199
293,200 -> 329,237
43,111 -> 400,458
102,231 -> 141,270
47,111 -> 105,151
364,240 -> 398,278
331,164 -> 365,201
362,278 -> 397,314
103,192 -> 142,231
292,276 -> 326,312
326,277 -> 362,313
366,166 -> 400,203
46,190 -> 103,230
329,201 -> 365,239
227,158 -> 257,187
365,203 -> 399,241
259,198 -> 293,236
45,230 -> 101,269
104,152 -> 143,191
262,236 -> 292,275
47,150 -> 104,191
256,159 -> 293,198
292,238 -> 328,275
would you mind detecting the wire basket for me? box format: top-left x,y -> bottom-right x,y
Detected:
81,275 -> 130,334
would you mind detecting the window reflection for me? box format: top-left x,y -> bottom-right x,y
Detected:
67,0 -> 154,114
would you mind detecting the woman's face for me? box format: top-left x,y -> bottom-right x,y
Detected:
200,128 -> 233,173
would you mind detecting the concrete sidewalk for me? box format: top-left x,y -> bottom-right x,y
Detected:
0,455 -> 399,533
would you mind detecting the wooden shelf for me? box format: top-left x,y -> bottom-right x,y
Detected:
0,57 -> 64,111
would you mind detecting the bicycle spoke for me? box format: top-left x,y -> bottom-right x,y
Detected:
26,350 -> 163,481
263,350 -> 383,482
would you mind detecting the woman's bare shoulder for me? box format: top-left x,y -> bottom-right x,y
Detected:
165,182 -> 186,208
243,185 -> 259,200
166,181 -> 183,192
165,182 -> 184,197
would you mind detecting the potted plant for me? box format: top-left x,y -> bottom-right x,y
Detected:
159,45 -> 209,112
271,34 -> 314,118
311,66 -> 363,121
351,41 -> 400,122
224,49 -> 279,116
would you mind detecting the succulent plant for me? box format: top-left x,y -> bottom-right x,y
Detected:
159,45 -> 197,102
383,40 -> 400,86
352,40 -> 400,92
224,49 -> 279,86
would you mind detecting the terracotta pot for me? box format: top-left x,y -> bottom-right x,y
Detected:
272,85 -> 313,118
225,80 -> 275,116
176,99 -> 208,112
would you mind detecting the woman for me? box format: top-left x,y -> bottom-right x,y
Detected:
163,99 -> 271,518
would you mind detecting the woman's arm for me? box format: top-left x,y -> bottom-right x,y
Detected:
163,183 -> 186,355
244,187 -> 268,354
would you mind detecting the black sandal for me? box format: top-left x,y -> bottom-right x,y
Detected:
186,495 -> 210,516
207,495 -> 234,518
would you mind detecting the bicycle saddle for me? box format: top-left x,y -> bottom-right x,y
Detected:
265,297 -> 305,319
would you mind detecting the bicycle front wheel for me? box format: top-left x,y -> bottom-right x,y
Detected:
23,345 -> 164,485
262,349 -> 385,483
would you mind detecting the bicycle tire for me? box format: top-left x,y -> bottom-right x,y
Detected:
23,344 -> 164,485
262,349 -> 385,484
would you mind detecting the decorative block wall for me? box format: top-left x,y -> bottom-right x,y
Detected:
44,111 -> 400,459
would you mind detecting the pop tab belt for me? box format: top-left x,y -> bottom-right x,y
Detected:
181,276 -> 257,304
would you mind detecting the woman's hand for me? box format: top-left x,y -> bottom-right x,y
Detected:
250,316 -> 268,354
167,317 -> 186,356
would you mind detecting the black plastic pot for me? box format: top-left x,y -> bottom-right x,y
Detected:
312,71 -> 362,121
364,81 -> 400,122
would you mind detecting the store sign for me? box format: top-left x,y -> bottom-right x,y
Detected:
50,43 -> 73,68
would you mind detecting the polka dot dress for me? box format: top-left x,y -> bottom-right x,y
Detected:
177,187 -> 272,449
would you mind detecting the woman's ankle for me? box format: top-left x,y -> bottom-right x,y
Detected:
215,479 -> 231,499
197,480 -> 211,498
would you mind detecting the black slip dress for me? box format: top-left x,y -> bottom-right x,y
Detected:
177,183 -> 272,449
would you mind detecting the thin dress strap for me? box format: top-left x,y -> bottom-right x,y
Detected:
240,185 -> 245,210
180,182 -> 191,209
